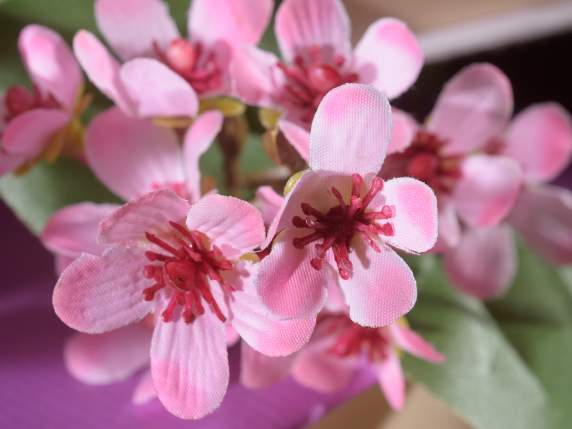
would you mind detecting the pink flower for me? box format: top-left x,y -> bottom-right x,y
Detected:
242,313 -> 445,410
73,0 -> 272,118
53,189 -> 315,419
1,25 -> 84,175
233,0 -> 423,128
444,103 -> 572,299
255,84 -> 438,327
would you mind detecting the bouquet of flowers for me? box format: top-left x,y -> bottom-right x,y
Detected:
1,0 -> 571,427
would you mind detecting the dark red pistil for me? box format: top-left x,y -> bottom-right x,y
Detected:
292,174 -> 395,280
4,84 -> 60,122
142,221 -> 235,324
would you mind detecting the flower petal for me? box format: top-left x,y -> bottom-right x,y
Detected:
510,186 -> 572,264
99,189 -> 191,245
85,107 -> 183,201
389,324 -> 445,363
310,83 -> 391,176
73,30 -> 135,114
354,18 -> 423,99
183,111 -> 223,201
119,58 -> 199,118
278,119 -> 310,161
189,0 -> 272,46
95,0 -> 179,61
453,154 -> 522,228
389,109 -> 417,154
64,323 -> 151,385
256,229 -> 329,320
379,177 -> 438,254
444,226 -> 516,299
185,194 -> 265,255
53,247 -> 153,333
428,63 -> 513,154
433,199 -> 461,252
231,46 -> 280,107
231,267 -> 316,356
240,342 -> 294,389
255,186 -> 284,226
373,350 -> 405,410
42,202 -> 118,257
132,371 -> 156,404
2,109 -> 69,157
151,313 -> 228,420
275,0 -> 351,62
339,245 -> 416,327
504,103 -> 572,183
19,25 -> 82,109
0,149 -> 24,176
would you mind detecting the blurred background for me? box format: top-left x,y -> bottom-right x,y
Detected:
1,0 -> 571,428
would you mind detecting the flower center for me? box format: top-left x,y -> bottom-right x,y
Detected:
277,47 -> 358,125
3,84 -> 60,122
142,221 -> 235,324
156,39 -> 223,96
291,174 -> 395,280
382,130 -> 462,194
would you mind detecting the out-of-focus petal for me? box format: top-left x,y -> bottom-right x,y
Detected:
278,119 -> 311,161
433,199 -> 461,252
19,25 -> 82,109
310,83 -> 391,176
373,350 -> 405,410
231,46 -> 279,107
444,225 -> 516,299
453,154 -> 522,228
428,63 -> 513,154
255,186 -> 284,226
389,109 -> 417,154
53,247 -> 153,333
85,107 -> 183,201
389,324 -> 445,363
240,342 -> 294,389
504,103 -> 572,183
354,18 -> 423,99
151,313 -> 228,419
132,371 -> 156,404
95,0 -> 179,61
0,149 -> 25,176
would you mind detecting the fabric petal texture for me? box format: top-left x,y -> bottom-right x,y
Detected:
374,351 -> 405,410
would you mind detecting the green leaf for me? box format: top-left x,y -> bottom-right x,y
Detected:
404,259 -> 547,429
0,159 -> 119,235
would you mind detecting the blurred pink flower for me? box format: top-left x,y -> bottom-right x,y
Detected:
255,84 -> 438,328
1,25 -> 84,175
233,0 -> 423,129
53,190 -> 315,419
242,313 -> 445,411
73,0 -> 272,118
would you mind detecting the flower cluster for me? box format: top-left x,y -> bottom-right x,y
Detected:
2,0 -> 571,422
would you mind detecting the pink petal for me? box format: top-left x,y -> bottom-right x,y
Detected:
225,325 -> 240,347
292,336 -> 356,393
99,189 -> 190,245
354,18 -> 423,99
231,46 -> 280,107
275,0 -> 351,63
240,342 -> 294,389
151,313 -> 228,419
73,30 -> 135,114
53,247 -> 153,333
379,177 -> 438,254
119,58 -> 199,118
0,149 -> 24,176
19,25 -> 82,109
185,194 -> 265,256
64,323 -> 151,385
444,226 -> 516,299
132,371 -> 156,404
433,199 -> 461,252
183,111 -> 223,201
55,255 -> 75,276
428,63 -> 513,154
231,268 -> 316,356
510,186 -> 572,264
504,103 -> 572,183
373,350 -> 405,410
339,245 -> 416,327
95,0 -> 179,61
310,84 -> 391,176
85,107 -> 183,201
189,0 -> 273,46
453,154 -> 522,228
42,202 -> 119,257
254,186 -> 284,226
389,109 -> 417,154
278,119 -> 310,161
2,108 -> 69,157
389,324 -> 445,363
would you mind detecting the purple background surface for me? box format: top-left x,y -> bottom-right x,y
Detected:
0,204 -> 372,429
